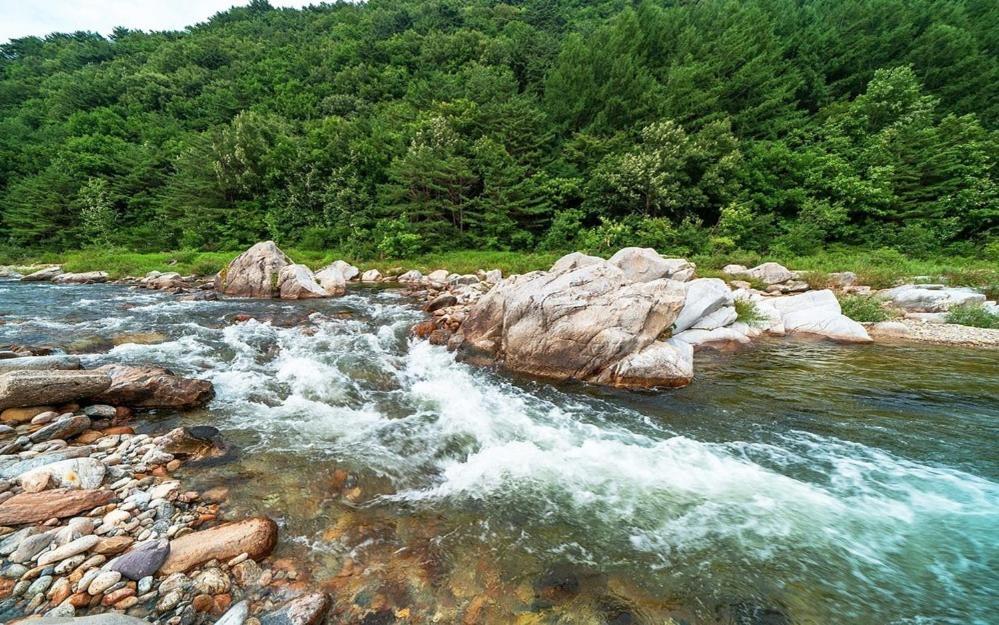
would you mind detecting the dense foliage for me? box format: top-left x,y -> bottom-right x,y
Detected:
1,0 -> 996,258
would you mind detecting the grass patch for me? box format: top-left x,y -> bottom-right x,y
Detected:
839,294 -> 891,322
945,303 -> 999,329
734,299 -> 765,325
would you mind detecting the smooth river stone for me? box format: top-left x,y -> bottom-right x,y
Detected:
109,539 -> 169,580
160,517 -> 277,575
29,415 -> 92,443
22,614 -> 153,625
259,593 -> 330,625
36,534 -> 100,566
0,489 -> 114,525
215,600 -> 250,625
0,356 -> 82,374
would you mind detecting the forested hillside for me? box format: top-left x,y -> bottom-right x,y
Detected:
1,0 -> 996,259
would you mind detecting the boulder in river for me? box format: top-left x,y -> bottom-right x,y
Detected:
214,241 -> 291,298
314,265 -> 347,295
329,260 -> 360,281
160,516 -> 278,574
0,488 -> 114,525
461,254 -> 688,388
20,266 -> 63,282
52,271 -> 109,284
277,264 -> 328,299
91,364 -> 213,409
0,370 -> 111,411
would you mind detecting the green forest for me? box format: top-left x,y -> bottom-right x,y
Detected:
1,0 -> 996,261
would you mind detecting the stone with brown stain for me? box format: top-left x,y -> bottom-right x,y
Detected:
160,516 -> 278,575
0,488 -> 113,525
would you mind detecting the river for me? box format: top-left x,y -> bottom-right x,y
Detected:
1,279 -> 996,625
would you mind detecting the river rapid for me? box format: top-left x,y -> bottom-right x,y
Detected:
1,279 -> 996,625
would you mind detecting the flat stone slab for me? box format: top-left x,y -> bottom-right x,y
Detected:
0,356 -> 82,373
0,489 -> 114,525
0,370 -> 111,411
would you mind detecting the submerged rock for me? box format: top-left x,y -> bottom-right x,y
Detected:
215,241 -> 291,299
259,593 -> 330,625
92,364 -> 213,409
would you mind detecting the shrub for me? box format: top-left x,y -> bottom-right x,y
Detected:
802,270 -> 832,290
839,294 -> 890,322
189,258 -> 223,276
945,303 -> 999,329
734,299 -> 765,325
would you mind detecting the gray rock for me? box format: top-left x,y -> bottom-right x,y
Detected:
20,266 -> 63,282
549,252 -> 603,274
214,241 -> 290,299
29,415 -> 92,443
0,526 -> 39,556
109,538 -> 170,580
82,404 -> 116,418
879,284 -> 986,312
0,447 -> 93,480
744,262 -> 793,285
22,615 -> 152,625
770,289 -> 872,343
424,294 -> 457,312
0,371 -> 111,411
16,457 -> 105,490
10,530 -> 55,563
673,278 -> 733,334
360,269 -> 382,282
36,534 -> 99,566
314,265 -> 347,295
277,264 -> 329,300
330,260 -> 360,281
52,272 -> 109,284
397,270 -> 423,283
26,574 -> 53,595
0,356 -> 82,373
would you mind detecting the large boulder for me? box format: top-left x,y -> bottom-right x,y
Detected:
330,260 -> 360,281
314,265 -> 347,295
277,264 -> 328,299
607,247 -> 696,282
0,370 -> 111,410
879,284 -> 986,312
20,266 -> 63,282
770,290 -> 872,343
160,516 -> 278,574
461,261 -> 688,388
215,241 -> 291,298
91,364 -> 213,409
744,262 -> 793,285
52,271 -> 109,284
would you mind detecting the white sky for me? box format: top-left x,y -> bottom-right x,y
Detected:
0,1 -> 317,44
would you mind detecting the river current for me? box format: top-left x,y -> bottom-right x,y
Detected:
1,279 -> 996,625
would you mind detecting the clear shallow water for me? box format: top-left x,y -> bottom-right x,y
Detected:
1,280 -> 997,625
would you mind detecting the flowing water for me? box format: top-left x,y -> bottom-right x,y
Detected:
1,279 -> 997,625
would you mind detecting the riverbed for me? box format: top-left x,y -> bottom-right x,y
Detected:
1,279 -> 996,625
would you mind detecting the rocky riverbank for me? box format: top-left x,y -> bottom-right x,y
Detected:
0,359 -> 330,625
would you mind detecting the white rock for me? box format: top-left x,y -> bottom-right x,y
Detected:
425,269 -> 450,284
17,458 -> 106,491
600,338 -> 694,387
607,247 -> 696,282
36,534 -> 100,566
314,265 -> 347,295
744,262 -> 793,285
360,269 -> 382,282
722,264 -> 748,276
879,284 -> 986,312
397,270 -> 423,283
673,278 -> 733,333
330,260 -> 360,281
691,305 -> 737,330
87,570 -> 121,595
674,327 -> 751,348
770,290 -> 872,343
277,264 -> 328,300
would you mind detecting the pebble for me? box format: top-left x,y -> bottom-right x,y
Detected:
37,534 -> 100,566
138,575 -> 154,594
87,570 -> 121,595
26,574 -> 53,595
157,588 -> 184,611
